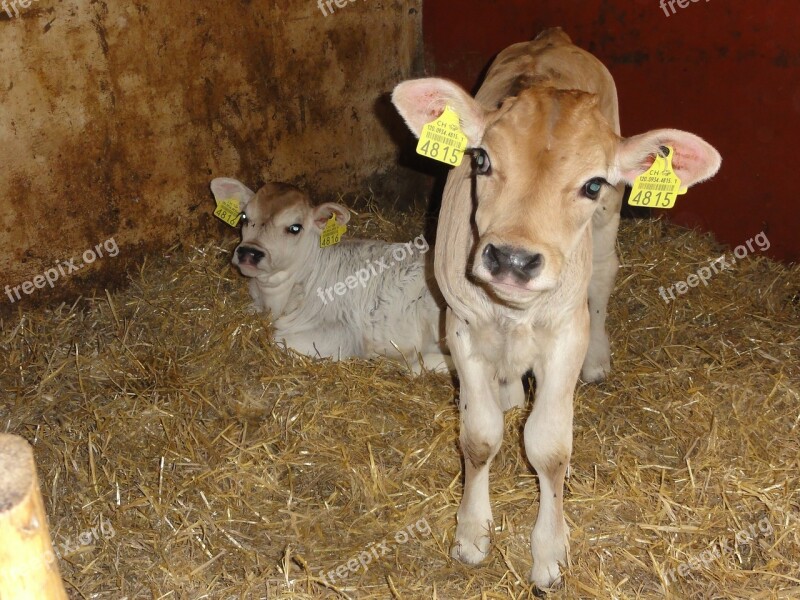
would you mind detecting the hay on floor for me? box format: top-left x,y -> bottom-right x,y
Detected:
1,196 -> 799,599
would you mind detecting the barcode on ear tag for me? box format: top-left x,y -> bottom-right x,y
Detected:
416,105 -> 468,167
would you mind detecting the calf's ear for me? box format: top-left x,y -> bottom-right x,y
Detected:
615,129 -> 722,188
391,78 -> 487,147
312,203 -> 351,231
210,178 -> 256,210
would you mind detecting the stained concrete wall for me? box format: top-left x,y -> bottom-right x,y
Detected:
0,0 -> 423,310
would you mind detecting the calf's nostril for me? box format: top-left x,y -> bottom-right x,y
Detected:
237,246 -> 265,264
482,244 -> 502,276
518,252 -> 543,277
507,250 -> 543,281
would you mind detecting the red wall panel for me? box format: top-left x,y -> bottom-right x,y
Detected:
423,0 -> 799,262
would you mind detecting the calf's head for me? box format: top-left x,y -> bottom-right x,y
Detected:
392,78 -> 721,303
210,178 -> 350,282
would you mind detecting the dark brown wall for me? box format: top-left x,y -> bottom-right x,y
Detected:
0,0 -> 423,310
423,0 -> 799,262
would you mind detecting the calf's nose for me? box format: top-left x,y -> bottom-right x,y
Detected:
236,246 -> 265,265
482,243 -> 543,282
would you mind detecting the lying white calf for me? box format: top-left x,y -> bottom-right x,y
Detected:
210,178 -> 449,372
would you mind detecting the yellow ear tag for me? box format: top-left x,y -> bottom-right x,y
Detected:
628,146 -> 687,209
416,105 -> 468,167
214,198 -> 242,227
320,214 -> 347,248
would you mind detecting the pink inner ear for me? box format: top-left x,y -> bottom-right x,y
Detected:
314,211 -> 333,229
418,92 -> 446,122
214,181 -> 249,201
671,147 -> 704,175
619,150 -> 660,183
640,147 -> 692,174
620,130 -> 720,186
656,132 -> 720,184
394,80 -> 450,130
639,152 -> 659,173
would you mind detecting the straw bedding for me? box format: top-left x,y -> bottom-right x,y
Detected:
1,196 -> 798,599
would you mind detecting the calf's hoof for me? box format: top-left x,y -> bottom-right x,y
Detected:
580,352 -> 610,383
450,518 -> 492,565
581,337 -> 611,382
529,528 -> 568,590
529,560 -> 563,591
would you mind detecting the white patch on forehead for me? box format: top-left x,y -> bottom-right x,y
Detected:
607,164 -> 622,185
546,100 -> 561,151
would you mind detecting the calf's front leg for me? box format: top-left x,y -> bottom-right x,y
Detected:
582,189 -> 621,382
447,310 -> 504,565
525,312 -> 589,589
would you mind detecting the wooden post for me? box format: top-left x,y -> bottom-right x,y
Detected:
0,434 -> 68,600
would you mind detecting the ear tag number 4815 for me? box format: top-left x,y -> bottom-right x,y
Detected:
628,146 -> 687,209
416,105 -> 468,167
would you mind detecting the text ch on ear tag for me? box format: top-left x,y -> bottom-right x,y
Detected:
416,105 -> 468,167
628,145 -> 684,209
320,214 -> 347,248
214,198 -> 242,227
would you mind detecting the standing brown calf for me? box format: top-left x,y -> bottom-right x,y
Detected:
392,28 -> 721,588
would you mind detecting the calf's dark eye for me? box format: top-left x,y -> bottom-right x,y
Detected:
238,212 -> 248,226
472,149 -> 492,175
287,224 -> 303,235
582,178 -> 606,200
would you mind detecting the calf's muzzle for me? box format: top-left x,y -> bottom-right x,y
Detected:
236,245 -> 265,266
482,244 -> 544,283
